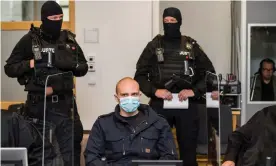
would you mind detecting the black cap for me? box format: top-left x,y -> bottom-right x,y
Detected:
41,1 -> 63,21
163,7 -> 182,25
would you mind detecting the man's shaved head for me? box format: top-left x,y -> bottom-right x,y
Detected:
115,77 -> 141,116
116,77 -> 140,95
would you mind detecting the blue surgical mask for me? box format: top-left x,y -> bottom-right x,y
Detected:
119,96 -> 140,113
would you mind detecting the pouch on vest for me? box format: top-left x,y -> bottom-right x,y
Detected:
155,35 -> 164,63
54,31 -> 78,70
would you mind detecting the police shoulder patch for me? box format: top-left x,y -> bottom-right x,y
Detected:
186,42 -> 193,50
184,35 -> 197,45
184,35 -> 205,52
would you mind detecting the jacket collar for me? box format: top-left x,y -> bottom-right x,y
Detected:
113,104 -> 159,125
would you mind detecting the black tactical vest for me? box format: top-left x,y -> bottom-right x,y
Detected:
151,35 -> 196,90
29,26 -> 76,91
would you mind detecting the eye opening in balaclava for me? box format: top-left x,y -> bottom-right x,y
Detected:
162,7 -> 182,39
41,1 -> 63,39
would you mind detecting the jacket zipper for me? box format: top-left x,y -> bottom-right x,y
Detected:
141,137 -> 144,152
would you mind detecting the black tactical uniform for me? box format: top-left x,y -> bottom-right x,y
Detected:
134,7 -> 215,166
4,1 -> 88,166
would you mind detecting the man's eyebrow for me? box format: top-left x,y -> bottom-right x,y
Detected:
119,92 -> 139,95
120,92 -> 128,95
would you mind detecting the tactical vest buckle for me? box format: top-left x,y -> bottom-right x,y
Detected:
52,95 -> 59,103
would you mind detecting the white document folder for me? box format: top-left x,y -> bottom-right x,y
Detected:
163,93 -> 189,109
206,92 -> 220,108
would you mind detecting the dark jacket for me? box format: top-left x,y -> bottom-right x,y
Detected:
250,74 -> 276,101
85,104 -> 178,166
4,26 -> 88,92
134,35 -> 215,105
224,105 -> 276,166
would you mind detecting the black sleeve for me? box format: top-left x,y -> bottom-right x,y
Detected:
72,42 -> 88,77
85,119 -> 107,166
134,42 -> 157,98
192,43 -> 215,98
4,34 -> 33,78
224,111 -> 262,162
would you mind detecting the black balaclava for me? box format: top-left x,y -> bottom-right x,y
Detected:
41,1 -> 63,39
163,7 -> 182,39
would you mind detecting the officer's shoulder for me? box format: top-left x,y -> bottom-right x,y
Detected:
98,112 -> 114,120
16,31 -> 33,46
61,29 -> 76,40
148,34 -> 163,47
183,35 -> 197,44
21,33 -> 33,41
152,34 -> 162,41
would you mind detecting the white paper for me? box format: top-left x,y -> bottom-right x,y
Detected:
206,92 -> 220,108
163,93 -> 189,109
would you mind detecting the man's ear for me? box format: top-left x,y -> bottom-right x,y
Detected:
114,94 -> 119,103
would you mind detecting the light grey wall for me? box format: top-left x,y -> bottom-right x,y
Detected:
75,1 -> 153,130
1,31 -> 28,101
244,1 -> 276,122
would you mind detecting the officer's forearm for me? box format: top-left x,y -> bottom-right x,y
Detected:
4,60 -> 31,78
164,79 -> 175,90
193,80 -> 206,98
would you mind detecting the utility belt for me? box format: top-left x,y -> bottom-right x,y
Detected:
27,92 -> 72,104
26,92 -> 75,120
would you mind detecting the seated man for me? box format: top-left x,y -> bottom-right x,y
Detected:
250,58 -> 276,101
222,105 -> 276,166
85,77 -> 178,166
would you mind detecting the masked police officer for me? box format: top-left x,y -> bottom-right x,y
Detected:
134,7 -> 215,166
4,1 -> 88,166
